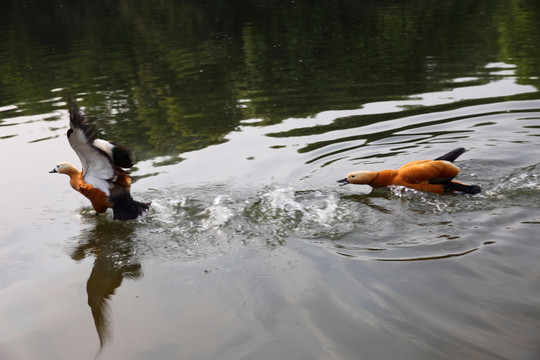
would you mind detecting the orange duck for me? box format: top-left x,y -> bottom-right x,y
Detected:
337,148 -> 481,194
50,99 -> 150,220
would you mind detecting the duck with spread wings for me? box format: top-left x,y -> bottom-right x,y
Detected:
50,99 -> 149,220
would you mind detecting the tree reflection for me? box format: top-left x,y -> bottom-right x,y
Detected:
496,0 -> 540,88
1,0 -> 540,160
70,218 -> 142,349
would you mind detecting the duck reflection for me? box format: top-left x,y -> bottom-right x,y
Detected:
70,217 -> 142,349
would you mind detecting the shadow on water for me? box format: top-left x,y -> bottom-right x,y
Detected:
69,218 -> 142,351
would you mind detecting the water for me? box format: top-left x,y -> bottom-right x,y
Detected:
1,1 -> 540,359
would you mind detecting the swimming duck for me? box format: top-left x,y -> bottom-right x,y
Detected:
50,99 -> 150,220
337,148 -> 481,194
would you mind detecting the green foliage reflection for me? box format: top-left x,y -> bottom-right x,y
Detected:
0,0 -> 538,160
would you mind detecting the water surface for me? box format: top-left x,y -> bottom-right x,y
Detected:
1,1 -> 540,359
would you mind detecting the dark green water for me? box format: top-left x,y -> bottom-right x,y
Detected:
1,1 -> 540,359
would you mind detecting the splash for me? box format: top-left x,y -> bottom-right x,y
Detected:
82,160 -> 539,264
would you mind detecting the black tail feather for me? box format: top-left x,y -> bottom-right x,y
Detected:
434,147 -> 467,162
443,182 -> 481,194
111,192 -> 150,220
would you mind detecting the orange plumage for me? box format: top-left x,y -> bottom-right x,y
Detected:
78,182 -> 110,213
338,148 -> 481,194
50,99 -> 149,220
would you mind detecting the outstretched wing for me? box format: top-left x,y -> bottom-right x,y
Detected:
397,160 -> 460,184
68,99 -> 116,195
92,139 -> 135,168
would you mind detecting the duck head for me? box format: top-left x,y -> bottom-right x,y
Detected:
337,171 -> 378,186
50,162 -> 78,175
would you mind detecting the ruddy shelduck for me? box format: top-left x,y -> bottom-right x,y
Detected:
50,99 -> 150,220
337,148 -> 481,194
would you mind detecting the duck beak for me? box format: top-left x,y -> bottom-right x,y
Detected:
337,178 -> 349,186
49,168 -> 58,173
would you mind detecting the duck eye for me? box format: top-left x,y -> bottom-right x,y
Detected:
351,175 -> 355,178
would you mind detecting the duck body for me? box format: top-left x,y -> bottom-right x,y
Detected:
338,148 -> 481,194
50,99 -> 149,220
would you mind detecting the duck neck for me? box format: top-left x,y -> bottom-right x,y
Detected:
64,167 -> 82,190
370,169 -> 397,187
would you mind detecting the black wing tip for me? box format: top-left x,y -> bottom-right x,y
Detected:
67,97 -> 86,125
434,147 -> 467,162
67,97 -> 96,141
67,96 -> 80,120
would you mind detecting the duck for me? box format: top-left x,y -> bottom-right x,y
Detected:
337,148 -> 481,194
50,98 -> 150,220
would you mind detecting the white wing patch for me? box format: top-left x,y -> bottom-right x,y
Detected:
68,127 -> 116,196
92,139 -> 114,159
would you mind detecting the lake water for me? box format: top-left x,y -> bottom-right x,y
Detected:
1,1 -> 540,359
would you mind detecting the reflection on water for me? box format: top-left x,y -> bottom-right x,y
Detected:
1,74 -> 539,357
2,0 -> 540,160
70,220 -> 142,349
1,0 -> 540,358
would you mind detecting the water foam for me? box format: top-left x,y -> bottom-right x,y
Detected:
95,161 -> 540,263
